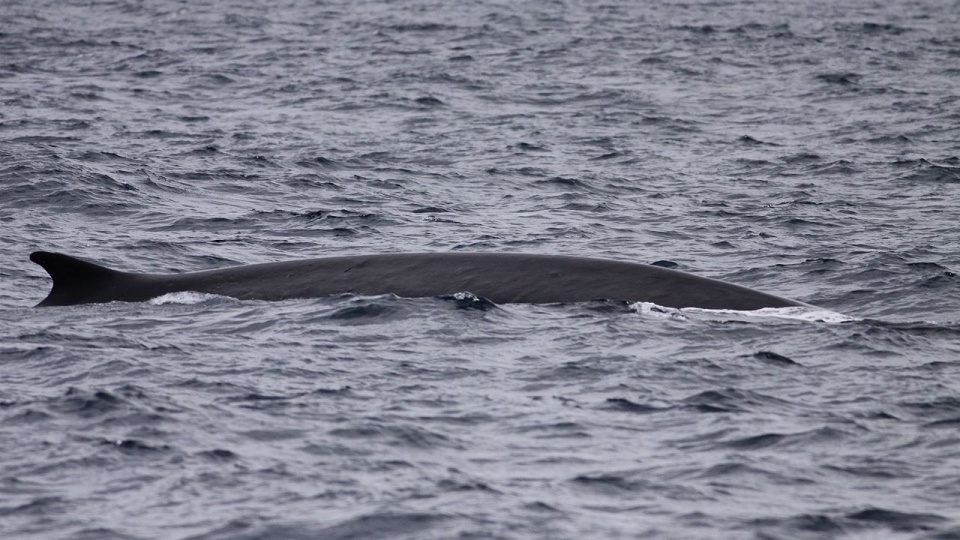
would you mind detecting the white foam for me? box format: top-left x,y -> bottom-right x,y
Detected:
148,291 -> 227,305
629,302 -> 857,324
632,302 -> 691,321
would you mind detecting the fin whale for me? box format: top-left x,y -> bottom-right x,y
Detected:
30,251 -> 810,310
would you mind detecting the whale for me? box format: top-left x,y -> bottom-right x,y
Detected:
30,251 -> 811,310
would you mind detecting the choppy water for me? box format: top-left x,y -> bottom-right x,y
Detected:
2,0 -> 960,538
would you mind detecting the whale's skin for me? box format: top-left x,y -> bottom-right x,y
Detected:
29,251 -> 810,310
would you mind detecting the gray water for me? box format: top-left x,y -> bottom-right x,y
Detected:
2,0 -> 960,538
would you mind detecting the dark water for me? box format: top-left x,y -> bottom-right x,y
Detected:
2,0 -> 960,538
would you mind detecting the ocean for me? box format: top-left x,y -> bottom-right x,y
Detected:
2,0 -> 959,538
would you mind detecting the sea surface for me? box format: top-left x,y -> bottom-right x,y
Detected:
2,0 -> 960,538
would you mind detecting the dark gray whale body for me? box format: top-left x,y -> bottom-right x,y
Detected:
30,251 -> 809,310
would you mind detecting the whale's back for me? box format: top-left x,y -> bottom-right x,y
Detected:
30,251 -> 808,310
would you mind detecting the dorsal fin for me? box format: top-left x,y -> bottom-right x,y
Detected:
30,251 -> 122,307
